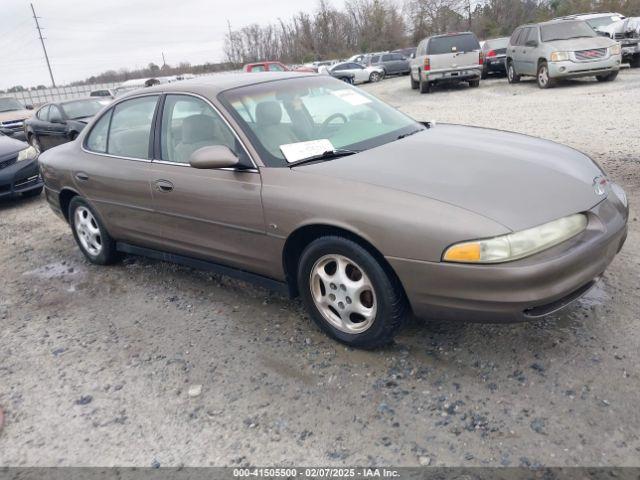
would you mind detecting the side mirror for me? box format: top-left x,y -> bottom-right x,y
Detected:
25,104 -> 34,110
410,53 -> 416,59
525,40 -> 538,47
50,115 -> 64,124
189,145 -> 240,169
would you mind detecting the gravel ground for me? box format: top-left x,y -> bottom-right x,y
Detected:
1,69 -> 639,467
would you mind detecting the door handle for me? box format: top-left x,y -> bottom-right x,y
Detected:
154,179 -> 174,193
75,172 -> 89,181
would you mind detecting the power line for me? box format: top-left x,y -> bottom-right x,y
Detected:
30,2 -> 56,87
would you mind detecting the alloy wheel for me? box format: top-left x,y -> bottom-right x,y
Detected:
309,254 -> 377,334
74,206 -> 102,256
538,65 -> 549,87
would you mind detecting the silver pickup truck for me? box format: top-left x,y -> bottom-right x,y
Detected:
410,32 -> 482,94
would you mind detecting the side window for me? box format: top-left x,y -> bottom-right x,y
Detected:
527,27 -> 539,43
382,54 -> 393,61
107,96 -> 158,159
49,105 -> 63,122
515,28 -> 529,46
371,55 -> 380,63
251,65 -> 265,72
85,109 -> 112,153
160,94 -> 240,164
510,28 -> 522,45
269,64 -> 286,71
37,105 -> 50,121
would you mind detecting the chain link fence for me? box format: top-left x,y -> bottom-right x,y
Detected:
1,82 -> 121,107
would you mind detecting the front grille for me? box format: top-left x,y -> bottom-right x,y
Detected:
0,157 -> 17,170
14,174 -> 39,189
575,48 -> 607,61
614,33 -> 624,40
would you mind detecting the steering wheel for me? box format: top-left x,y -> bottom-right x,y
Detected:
320,113 -> 348,137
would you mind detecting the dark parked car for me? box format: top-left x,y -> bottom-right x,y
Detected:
25,98 -> 110,152
367,52 -> 411,75
38,72 -> 628,348
0,131 -> 43,199
481,37 -> 510,78
0,97 -> 34,141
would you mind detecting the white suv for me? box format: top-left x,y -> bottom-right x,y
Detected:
410,32 -> 482,94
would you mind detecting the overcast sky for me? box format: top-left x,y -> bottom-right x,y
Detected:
0,0 -> 345,90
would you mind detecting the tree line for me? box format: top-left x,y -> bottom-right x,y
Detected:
224,0 -> 640,64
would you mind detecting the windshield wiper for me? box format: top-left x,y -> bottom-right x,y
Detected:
287,149 -> 361,167
397,128 -> 426,140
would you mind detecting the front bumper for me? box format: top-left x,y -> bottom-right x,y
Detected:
621,41 -> 640,58
389,195 -> 628,323
548,54 -> 621,79
0,157 -> 43,198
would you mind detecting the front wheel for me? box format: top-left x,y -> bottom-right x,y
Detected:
469,78 -> 480,88
507,61 -> 520,84
596,71 -> 618,82
297,236 -> 408,348
69,197 -> 120,265
369,71 -> 381,83
537,61 -> 555,89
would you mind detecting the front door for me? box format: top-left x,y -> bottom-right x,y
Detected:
41,104 -> 69,150
149,94 -> 269,275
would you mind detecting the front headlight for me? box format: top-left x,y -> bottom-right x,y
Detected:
443,213 -> 588,264
610,44 -> 621,56
16,146 -> 38,162
550,51 -> 570,62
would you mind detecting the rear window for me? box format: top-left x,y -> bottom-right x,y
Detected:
428,34 -> 480,54
484,37 -> 509,50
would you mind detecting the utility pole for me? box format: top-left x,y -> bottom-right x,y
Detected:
30,3 -> 56,87
162,52 -> 167,68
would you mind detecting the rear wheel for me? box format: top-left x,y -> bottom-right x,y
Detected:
369,71 -> 381,83
69,197 -> 120,265
537,61 -> 555,89
596,71 -> 618,82
410,72 -> 419,90
507,61 -> 520,84
297,236 -> 408,348
630,54 -> 640,68
469,78 -> 480,88
419,72 -> 432,94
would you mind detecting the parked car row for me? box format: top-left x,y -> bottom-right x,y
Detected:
409,14 -> 631,94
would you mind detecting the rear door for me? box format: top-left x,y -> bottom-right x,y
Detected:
79,95 -> 161,245
427,33 -> 480,72
148,94 -> 269,275
45,104 -> 71,149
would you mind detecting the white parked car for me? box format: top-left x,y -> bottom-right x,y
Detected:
328,62 -> 385,84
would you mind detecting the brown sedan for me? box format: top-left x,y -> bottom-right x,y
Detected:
39,72 -> 629,348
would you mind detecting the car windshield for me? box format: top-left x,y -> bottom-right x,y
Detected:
586,15 -> 624,29
61,99 -> 107,119
220,76 -> 422,166
541,21 -> 596,41
0,98 -> 24,112
428,34 -> 480,54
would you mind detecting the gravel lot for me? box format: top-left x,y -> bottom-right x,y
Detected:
1,69 -> 639,467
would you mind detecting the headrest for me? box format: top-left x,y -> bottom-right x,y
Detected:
255,101 -> 283,126
181,114 -> 217,143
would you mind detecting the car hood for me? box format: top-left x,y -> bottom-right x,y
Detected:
297,124 -> 605,232
545,36 -> 615,50
0,134 -> 28,157
0,109 -> 32,123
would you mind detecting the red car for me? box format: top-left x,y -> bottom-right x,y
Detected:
243,61 -> 316,73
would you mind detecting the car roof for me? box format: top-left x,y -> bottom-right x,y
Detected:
556,12 -> 623,20
429,31 -> 475,39
130,72 -> 316,98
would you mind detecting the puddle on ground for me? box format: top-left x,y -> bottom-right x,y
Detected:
540,281 -> 608,333
23,262 -> 83,280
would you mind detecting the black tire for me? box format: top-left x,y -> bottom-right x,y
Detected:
596,71 -> 619,82
410,72 -> 419,90
536,61 -> 555,89
419,72 -> 432,94
21,186 -> 43,198
469,78 -> 480,88
297,236 -> 408,349
480,67 -> 488,80
630,54 -> 640,68
369,71 -> 381,83
69,131 -> 79,141
68,197 -> 120,265
507,60 -> 520,84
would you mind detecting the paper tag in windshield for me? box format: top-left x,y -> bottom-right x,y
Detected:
331,89 -> 372,106
280,139 -> 335,163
